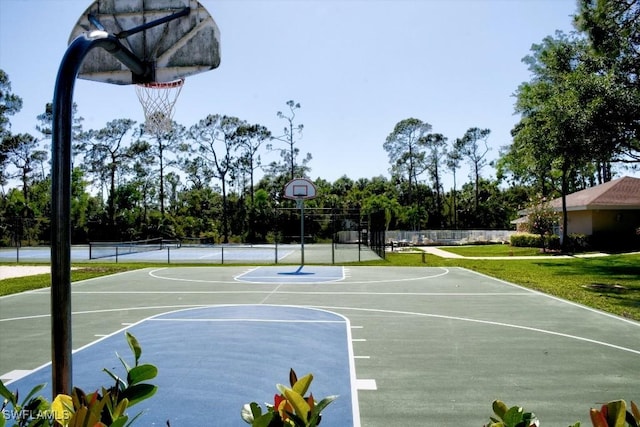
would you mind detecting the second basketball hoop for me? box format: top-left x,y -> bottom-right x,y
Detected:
284,178 -> 317,265
284,178 -> 317,201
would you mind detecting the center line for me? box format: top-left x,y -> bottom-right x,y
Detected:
259,283 -> 284,304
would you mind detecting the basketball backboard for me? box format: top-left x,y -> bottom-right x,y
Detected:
69,0 -> 221,85
284,178 -> 317,200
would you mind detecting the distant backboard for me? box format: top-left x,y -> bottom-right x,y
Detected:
69,0 -> 221,85
284,178 -> 317,200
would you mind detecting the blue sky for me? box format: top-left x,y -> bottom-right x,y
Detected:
0,0 -> 581,190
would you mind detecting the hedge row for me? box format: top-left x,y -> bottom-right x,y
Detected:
510,233 -> 560,250
510,233 -> 591,252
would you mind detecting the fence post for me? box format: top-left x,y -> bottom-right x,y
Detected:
167,246 -> 170,264
221,246 -> 224,265
331,239 -> 335,264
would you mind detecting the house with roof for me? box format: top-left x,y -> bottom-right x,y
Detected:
513,176 -> 640,245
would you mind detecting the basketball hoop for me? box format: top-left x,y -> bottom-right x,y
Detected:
135,79 -> 184,135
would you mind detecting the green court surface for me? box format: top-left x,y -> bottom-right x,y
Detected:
1,266 -> 638,426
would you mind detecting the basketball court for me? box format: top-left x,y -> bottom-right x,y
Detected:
2,266 -> 639,426
12,0 -> 638,425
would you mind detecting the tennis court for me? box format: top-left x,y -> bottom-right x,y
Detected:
0,242 -> 381,264
1,266 -> 639,426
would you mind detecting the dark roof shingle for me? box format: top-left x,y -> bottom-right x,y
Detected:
549,176 -> 640,210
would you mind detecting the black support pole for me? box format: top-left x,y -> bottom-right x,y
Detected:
51,30 -> 148,398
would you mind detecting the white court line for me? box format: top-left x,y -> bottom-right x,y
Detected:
356,379 -> 377,390
237,275 -> 345,281
312,305 -> 640,356
0,269 -> 142,299
259,282 -> 284,304
0,304 -> 208,322
148,268 -> 241,284
147,266 -> 449,285
149,317 -> 345,324
340,267 -> 450,284
198,250 -> 221,260
0,370 -> 33,382
233,266 -> 261,280
67,291 -> 531,296
2,313 -> 154,386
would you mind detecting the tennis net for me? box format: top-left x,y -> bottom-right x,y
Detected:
89,237 -> 164,259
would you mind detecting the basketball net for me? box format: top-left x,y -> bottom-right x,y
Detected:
135,79 -> 184,135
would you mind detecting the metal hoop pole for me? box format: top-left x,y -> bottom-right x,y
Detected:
51,31 -> 149,398
300,199 -> 305,265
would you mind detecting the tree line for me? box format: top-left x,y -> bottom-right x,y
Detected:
1,0 -> 639,248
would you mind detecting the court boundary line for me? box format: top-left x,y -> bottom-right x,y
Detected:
3,308 -> 155,385
66,291 -> 533,296
0,269 -> 143,300
458,267 -> 640,327
311,305 -> 640,356
7,297 -> 637,356
148,267 -> 252,284
147,266 -> 451,285
149,318 -> 346,323
0,304 -> 208,323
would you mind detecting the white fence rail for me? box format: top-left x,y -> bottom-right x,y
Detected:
385,230 -> 516,246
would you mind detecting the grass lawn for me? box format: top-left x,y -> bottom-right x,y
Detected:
0,264 -> 140,296
436,244 -> 553,257
382,251 -> 640,321
2,251 -> 639,321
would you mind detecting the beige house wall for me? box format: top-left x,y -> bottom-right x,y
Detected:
565,209 -> 640,236
566,210 -> 593,235
515,209 -> 640,236
592,210 -> 640,233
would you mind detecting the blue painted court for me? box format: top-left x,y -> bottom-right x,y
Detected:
236,266 -> 345,283
6,305 -> 359,426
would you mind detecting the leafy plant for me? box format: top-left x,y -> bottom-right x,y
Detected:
0,382 -> 50,427
486,399 -> 639,427
241,369 -> 337,427
485,399 -> 540,427
0,332 -> 157,427
510,232 -> 560,250
524,194 -> 561,252
588,400 -> 639,427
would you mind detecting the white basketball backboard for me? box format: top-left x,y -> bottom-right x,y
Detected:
284,178 -> 317,200
69,0 -> 221,85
